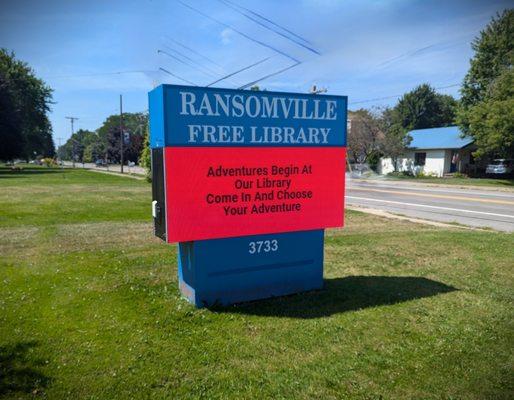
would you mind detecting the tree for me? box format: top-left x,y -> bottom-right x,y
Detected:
57,112 -> 148,164
83,142 -> 103,163
106,125 -> 122,163
465,68 -> 514,158
437,94 -> 459,127
0,71 -> 24,160
105,125 -> 144,164
378,107 -> 412,171
0,49 -> 54,161
394,84 -> 457,130
123,131 -> 144,164
97,112 -> 147,144
459,10 -> 513,109
58,129 -> 98,161
347,109 -> 383,164
374,84 -> 457,171
97,112 -> 147,163
458,10 -> 514,158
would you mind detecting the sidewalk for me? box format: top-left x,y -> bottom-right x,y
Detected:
63,161 -> 146,176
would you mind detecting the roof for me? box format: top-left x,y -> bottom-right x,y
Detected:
408,126 -> 474,150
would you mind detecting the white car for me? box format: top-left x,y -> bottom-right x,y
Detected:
486,159 -> 514,175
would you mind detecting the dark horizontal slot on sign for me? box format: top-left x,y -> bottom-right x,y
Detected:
208,259 -> 314,277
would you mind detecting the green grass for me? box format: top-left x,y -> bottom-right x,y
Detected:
0,166 -> 149,227
386,174 -> 514,188
1,167 -> 513,399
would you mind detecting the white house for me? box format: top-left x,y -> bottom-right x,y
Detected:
379,126 -> 475,177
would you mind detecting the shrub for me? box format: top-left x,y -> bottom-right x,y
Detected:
387,171 -> 414,178
139,128 -> 151,182
418,171 -> 439,178
41,158 -> 57,167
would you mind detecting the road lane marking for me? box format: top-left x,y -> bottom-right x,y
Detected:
348,183 -> 514,198
348,187 -> 514,205
346,196 -> 514,220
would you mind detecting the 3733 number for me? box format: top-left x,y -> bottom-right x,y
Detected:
248,240 -> 278,254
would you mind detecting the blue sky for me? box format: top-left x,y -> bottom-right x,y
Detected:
1,0 -> 510,142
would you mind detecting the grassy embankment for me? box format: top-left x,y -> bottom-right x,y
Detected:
386,174 -> 514,188
1,166 -> 513,399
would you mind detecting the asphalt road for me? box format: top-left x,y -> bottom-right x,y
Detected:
346,178 -> 514,232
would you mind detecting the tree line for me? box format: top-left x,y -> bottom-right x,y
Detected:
57,112 -> 149,165
0,49 -> 55,161
347,9 -> 513,169
1,10 -> 511,169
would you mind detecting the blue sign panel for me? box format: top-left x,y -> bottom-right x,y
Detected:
178,230 -> 324,307
149,84 -> 347,148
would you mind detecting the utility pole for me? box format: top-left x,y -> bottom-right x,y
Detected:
119,95 -> 124,173
309,85 -> 352,173
309,84 -> 328,94
65,116 -> 78,168
56,137 -> 63,155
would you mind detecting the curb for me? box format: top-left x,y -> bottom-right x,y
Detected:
346,205 -> 491,232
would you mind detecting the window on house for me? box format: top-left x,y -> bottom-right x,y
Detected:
414,152 -> 426,166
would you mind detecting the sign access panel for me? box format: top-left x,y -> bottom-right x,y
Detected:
149,84 -> 347,306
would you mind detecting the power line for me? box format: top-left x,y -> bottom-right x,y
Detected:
223,0 -> 313,45
206,57 -> 271,87
165,37 -> 224,69
377,40 -> 466,69
161,43 -> 240,86
158,49 -> 217,78
162,44 -> 220,76
348,83 -> 461,105
159,67 -> 198,86
176,0 -> 300,63
377,44 -> 440,68
238,61 -> 302,89
217,0 -> 321,56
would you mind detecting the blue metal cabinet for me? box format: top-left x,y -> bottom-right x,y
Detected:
178,230 -> 324,307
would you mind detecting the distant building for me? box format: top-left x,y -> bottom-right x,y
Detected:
379,126 -> 476,177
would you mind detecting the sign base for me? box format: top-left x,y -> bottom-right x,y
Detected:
177,230 -> 324,307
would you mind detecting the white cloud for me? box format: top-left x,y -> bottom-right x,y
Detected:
220,28 -> 234,45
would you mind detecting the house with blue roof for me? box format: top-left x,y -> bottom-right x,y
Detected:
379,126 -> 476,177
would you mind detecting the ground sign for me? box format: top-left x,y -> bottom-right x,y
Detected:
149,84 -> 347,306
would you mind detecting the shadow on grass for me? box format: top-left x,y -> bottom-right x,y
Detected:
0,168 -> 66,178
222,276 -> 457,318
493,179 -> 514,187
0,341 -> 52,396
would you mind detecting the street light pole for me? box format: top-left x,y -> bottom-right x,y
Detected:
119,95 -> 124,174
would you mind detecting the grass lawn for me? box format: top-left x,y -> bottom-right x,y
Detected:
386,174 -> 514,188
1,166 -> 513,399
